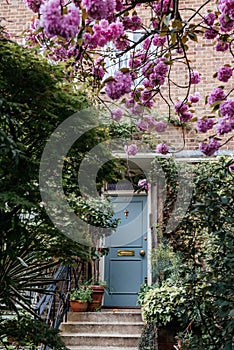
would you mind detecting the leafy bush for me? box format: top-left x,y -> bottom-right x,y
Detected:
137,283 -> 154,307
0,315 -> 68,350
141,281 -> 188,327
138,321 -> 156,350
0,36 -> 121,348
174,157 -> 234,349
151,237 -> 182,284
140,157 -> 234,350
0,37 -> 90,315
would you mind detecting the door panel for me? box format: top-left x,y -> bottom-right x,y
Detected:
104,196 -> 147,307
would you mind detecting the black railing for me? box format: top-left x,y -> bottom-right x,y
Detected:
34,259 -> 86,350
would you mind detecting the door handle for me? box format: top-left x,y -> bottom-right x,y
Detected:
140,250 -> 145,257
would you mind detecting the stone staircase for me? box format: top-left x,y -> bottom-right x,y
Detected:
60,308 -> 144,350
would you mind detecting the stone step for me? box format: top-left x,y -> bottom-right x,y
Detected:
67,347 -> 137,350
102,308 -> 141,313
67,311 -> 143,323
61,333 -> 141,347
60,321 -> 143,334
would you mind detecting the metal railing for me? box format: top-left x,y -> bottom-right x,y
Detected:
34,259 -> 86,350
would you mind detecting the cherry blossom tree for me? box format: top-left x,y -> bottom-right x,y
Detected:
23,0 -> 234,156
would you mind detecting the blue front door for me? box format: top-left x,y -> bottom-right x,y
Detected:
104,196 -> 148,307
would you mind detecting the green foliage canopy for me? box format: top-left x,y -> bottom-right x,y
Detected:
141,157 -> 234,350
0,36 -> 121,347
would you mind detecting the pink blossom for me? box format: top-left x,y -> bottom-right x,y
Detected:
176,47 -> 184,54
143,38 -> 151,51
228,163 -> 234,173
203,12 -> 216,26
215,40 -> 229,52
48,45 -> 69,61
155,121 -> 167,133
129,57 -> 141,69
204,28 -> 218,40
149,72 -> 165,86
30,18 -> 40,30
122,16 -> 142,31
199,138 -> 220,156
141,90 -> 153,102
82,0 -> 116,20
156,143 -> 170,155
148,58 -> 168,87
217,65 -> 233,82
92,62 -> 105,78
154,58 -> 169,75
196,118 -> 214,133
24,0 -> 43,12
138,179 -> 151,191
153,0 -> 173,15
216,116 -> 234,135
219,13 -> 234,32
143,115 -> 157,127
218,0 -> 234,20
174,101 -> 188,115
83,32 -> 98,49
136,119 -> 149,131
142,62 -> 154,78
142,99 -> 154,108
179,111 -> 193,122
109,22 -> 124,39
114,36 -> 130,50
152,34 -> 167,47
115,0 -> 124,11
188,92 -> 200,103
105,71 -> 132,100
189,70 -> 201,84
152,18 -> 159,29
124,144 -> 138,156
125,99 -> 142,115
84,20 -> 124,49
130,71 -> 138,80
111,109 -> 123,121
142,78 -> 154,89
40,0 -> 80,39
207,87 -> 226,105
131,103 -> 142,116
219,99 -> 234,118
125,98 -> 134,109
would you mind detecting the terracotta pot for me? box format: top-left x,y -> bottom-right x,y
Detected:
88,285 -> 105,312
70,300 -> 88,312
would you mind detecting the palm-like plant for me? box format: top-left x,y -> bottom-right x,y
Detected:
0,238 -> 59,316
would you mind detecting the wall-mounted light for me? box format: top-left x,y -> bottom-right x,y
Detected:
124,209 -> 129,218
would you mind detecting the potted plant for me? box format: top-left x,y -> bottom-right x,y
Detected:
69,285 -> 92,312
88,247 -> 109,312
88,280 -> 107,312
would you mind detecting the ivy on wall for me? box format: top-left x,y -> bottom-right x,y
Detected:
140,156 -> 234,350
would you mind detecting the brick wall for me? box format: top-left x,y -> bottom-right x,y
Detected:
1,0 -> 33,43
0,0 -> 233,151
157,327 -> 176,350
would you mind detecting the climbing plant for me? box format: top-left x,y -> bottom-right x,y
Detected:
173,157 -> 234,349
141,156 -> 234,350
